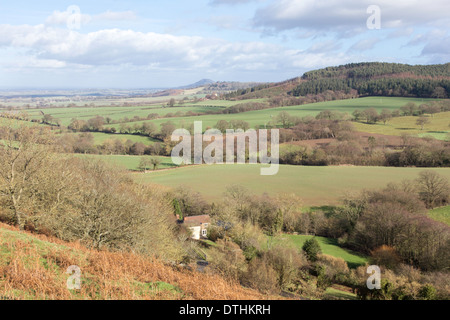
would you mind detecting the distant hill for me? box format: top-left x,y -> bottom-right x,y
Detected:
177,79 -> 266,94
151,89 -> 184,97
201,81 -> 267,94
150,79 -> 265,97
176,79 -> 215,90
226,62 -> 450,100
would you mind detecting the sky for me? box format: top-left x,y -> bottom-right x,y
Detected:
0,0 -> 449,88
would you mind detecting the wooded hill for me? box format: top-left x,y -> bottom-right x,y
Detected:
226,62 -> 450,100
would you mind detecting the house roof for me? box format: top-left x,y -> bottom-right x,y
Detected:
184,215 -> 210,226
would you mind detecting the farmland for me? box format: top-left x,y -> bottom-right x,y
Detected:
134,164 -> 450,206
81,132 -> 159,146
24,104 -> 226,126
353,111 -> 450,140
7,97 -> 448,143
101,96 -> 441,133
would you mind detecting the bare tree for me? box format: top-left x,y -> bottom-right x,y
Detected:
416,171 -> 449,208
379,109 -> 392,125
150,157 -> 161,170
0,121 -> 54,229
276,111 -> 292,129
138,157 -> 152,172
416,116 -> 430,130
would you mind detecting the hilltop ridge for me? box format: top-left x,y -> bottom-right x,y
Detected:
225,62 -> 450,100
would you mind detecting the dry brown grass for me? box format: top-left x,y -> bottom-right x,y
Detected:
0,223 -> 273,300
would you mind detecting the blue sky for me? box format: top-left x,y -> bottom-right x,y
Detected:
0,0 -> 449,88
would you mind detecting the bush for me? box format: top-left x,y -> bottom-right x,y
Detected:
302,237 -> 322,262
243,256 -> 279,294
264,246 -> 306,290
418,284 -> 437,300
243,245 -> 258,261
356,279 -> 394,300
313,265 -> 332,290
370,245 -> 401,270
207,240 -> 247,282
37,158 -> 186,262
317,254 -> 350,284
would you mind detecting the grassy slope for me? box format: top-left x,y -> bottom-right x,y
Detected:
325,287 -> 357,300
428,206 -> 450,225
82,132 -> 160,146
274,234 -> 367,269
0,223 -> 269,300
135,164 -> 450,206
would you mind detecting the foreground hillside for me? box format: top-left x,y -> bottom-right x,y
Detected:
0,223 -> 270,300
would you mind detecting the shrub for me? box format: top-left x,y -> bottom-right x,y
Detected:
357,279 -> 394,300
265,246 -> 306,290
302,237 -> 322,262
370,245 -> 401,270
313,265 -> 332,290
207,239 -> 247,282
317,254 -> 350,284
243,256 -> 279,294
418,284 -> 437,300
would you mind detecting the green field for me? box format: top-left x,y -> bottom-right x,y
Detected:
325,287 -> 358,300
81,132 -> 160,146
26,104 -> 226,126
428,206 -> 450,225
76,154 -> 178,171
103,96 -> 442,133
14,97 -> 449,141
135,164 -> 450,206
274,234 -> 368,268
353,111 -> 450,140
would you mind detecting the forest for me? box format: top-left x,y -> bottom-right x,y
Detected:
225,62 -> 450,100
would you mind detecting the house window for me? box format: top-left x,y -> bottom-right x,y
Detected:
202,229 -> 207,237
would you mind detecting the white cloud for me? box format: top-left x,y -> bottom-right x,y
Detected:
45,10 -> 91,26
253,0 -> 450,34
8,57 -> 67,69
0,22 -> 366,77
406,30 -> 450,63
